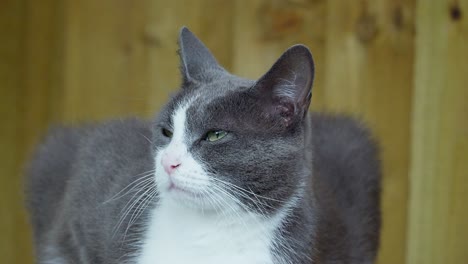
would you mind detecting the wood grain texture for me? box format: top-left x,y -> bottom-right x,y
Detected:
0,0 -> 34,263
61,0 -> 153,121
324,1 -> 415,264
407,0 -> 468,263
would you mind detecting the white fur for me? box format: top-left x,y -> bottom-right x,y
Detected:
137,100 -> 295,264
154,100 -> 212,201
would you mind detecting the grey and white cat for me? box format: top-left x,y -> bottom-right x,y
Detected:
25,27 -> 381,264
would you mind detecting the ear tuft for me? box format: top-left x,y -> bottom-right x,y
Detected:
178,27 -> 225,84
254,44 -> 315,125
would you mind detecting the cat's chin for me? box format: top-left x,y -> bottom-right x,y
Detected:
160,182 -> 213,211
167,181 -> 202,197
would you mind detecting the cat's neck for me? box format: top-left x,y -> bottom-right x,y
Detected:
157,195 -> 282,228
137,193 -> 306,264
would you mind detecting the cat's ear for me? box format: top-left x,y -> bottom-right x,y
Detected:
178,27 -> 225,84
254,45 -> 314,125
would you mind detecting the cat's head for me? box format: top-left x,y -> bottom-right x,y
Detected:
152,27 -> 314,216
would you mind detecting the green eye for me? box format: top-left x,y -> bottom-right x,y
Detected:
162,128 -> 173,138
205,130 -> 228,142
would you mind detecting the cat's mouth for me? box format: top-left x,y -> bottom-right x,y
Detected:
167,181 -> 203,198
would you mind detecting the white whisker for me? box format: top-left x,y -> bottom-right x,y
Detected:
101,170 -> 155,205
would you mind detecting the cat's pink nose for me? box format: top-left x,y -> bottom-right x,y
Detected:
161,155 -> 181,175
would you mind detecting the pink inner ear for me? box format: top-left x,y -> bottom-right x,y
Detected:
275,99 -> 296,126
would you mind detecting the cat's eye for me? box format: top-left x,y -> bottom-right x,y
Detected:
162,128 -> 173,138
205,130 -> 228,142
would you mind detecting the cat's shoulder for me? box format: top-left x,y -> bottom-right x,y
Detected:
309,113 -> 381,261
310,112 -> 379,156
309,112 -> 380,181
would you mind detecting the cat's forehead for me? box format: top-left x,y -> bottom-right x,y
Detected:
160,76 -> 256,134
192,74 -> 254,99
178,76 -> 254,113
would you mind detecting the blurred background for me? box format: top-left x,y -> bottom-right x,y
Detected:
1,0 -> 467,263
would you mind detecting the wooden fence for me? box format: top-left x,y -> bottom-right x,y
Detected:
1,0 -> 466,263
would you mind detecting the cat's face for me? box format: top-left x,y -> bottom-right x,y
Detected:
151,28 -> 314,216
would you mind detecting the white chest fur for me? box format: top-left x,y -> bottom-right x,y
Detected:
136,199 -> 282,264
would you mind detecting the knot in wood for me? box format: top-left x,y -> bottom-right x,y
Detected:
260,5 -> 304,40
356,14 -> 378,43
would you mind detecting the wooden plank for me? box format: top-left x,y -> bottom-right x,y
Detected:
324,1 -> 415,264
0,0 -> 34,263
61,0 -> 155,121
407,0 -> 468,263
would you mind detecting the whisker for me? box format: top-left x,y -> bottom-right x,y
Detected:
112,180 -> 155,238
212,177 -> 284,203
138,132 -> 154,144
208,184 -> 272,238
124,187 -> 157,240
210,178 -> 274,214
101,170 -> 155,205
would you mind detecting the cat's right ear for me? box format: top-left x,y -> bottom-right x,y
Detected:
253,45 -> 315,126
178,27 -> 225,85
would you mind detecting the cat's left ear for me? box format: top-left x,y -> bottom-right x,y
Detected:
178,27 -> 225,85
254,44 -> 315,125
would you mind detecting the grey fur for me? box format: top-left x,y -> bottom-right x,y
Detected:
25,27 -> 380,264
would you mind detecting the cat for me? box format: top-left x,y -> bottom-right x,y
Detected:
25,27 -> 381,264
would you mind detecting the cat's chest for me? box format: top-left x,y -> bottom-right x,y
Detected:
136,202 -> 278,264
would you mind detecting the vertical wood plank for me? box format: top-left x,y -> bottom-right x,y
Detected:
0,0 -> 34,263
61,0 -> 153,121
407,0 -> 468,263
324,1 -> 415,264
